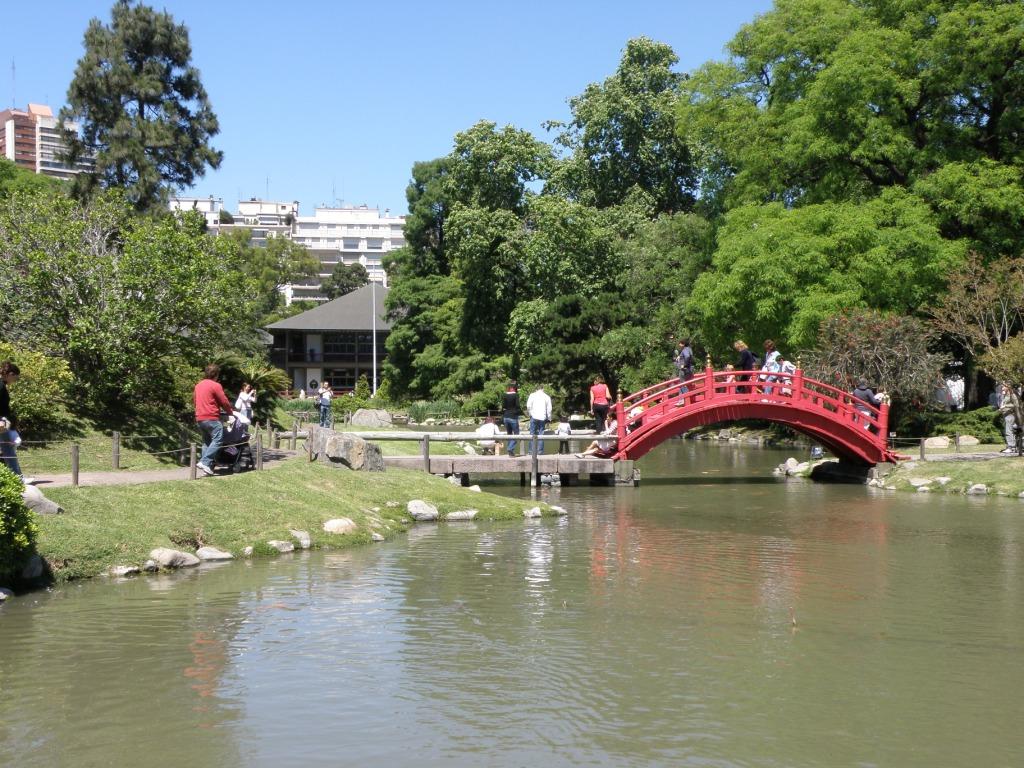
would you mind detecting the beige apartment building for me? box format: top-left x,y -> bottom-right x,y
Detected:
0,103 -> 93,180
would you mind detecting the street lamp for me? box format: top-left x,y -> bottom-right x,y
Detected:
371,276 -> 378,396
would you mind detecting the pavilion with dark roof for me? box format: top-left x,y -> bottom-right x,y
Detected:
266,283 -> 390,394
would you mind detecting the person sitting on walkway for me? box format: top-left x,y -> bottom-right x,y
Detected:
576,416 -> 619,458
194,364 -> 232,476
998,384 -> 1019,454
851,378 -> 886,431
475,416 -> 502,455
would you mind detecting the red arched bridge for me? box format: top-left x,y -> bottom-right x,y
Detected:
611,366 -> 898,466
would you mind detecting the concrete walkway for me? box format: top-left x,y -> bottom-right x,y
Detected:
32,450 -> 298,489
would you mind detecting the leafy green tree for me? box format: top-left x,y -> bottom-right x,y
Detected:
0,158 -> 63,198
321,261 -> 369,300
0,466 -> 38,583
60,0 -> 222,211
549,37 -> 695,214
688,189 -> 964,356
221,229 -> 319,318
0,342 -> 73,435
0,190 -> 255,412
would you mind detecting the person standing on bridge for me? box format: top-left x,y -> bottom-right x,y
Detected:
734,340 -> 758,393
589,375 -> 612,432
851,378 -> 886,432
526,383 -> 552,455
674,339 -> 695,400
502,381 -> 521,455
194,364 -> 232,476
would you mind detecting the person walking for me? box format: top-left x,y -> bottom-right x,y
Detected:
733,340 -> 757,393
194,364 -> 232,476
589,375 -> 612,432
525,383 -> 552,455
674,338 -> 694,397
998,384 -> 1019,454
0,361 -> 34,485
760,339 -> 782,396
851,378 -> 886,432
502,381 -> 521,455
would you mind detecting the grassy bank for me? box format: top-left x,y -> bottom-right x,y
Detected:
38,459 -> 552,582
884,457 -> 1024,497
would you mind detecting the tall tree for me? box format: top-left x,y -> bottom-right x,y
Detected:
60,0 -> 222,211
221,229 -> 319,319
321,261 -> 369,299
549,37 -> 696,214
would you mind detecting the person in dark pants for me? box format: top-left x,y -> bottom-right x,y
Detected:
851,378 -> 886,432
733,340 -> 757,393
589,375 -> 612,432
194,363 -> 232,476
502,381 -> 521,456
0,361 -> 33,484
674,339 -> 694,397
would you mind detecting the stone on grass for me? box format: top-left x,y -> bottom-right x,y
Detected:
196,547 -> 234,561
311,430 -> 385,472
290,530 -> 312,549
523,506 -> 542,519
267,540 -> 295,553
917,486 -> 931,493
908,478 -> 933,488
925,436 -> 950,448
936,477 -> 952,486
371,532 -> 385,542
386,501 -> 400,508
323,517 -> 357,535
243,546 -> 254,557
445,509 -> 478,521
550,505 -> 568,516
959,435 -> 980,446
448,475 -> 462,485
967,484 -> 989,496
143,559 -> 159,572
349,408 -> 393,428
109,565 -> 141,577
784,457 -> 800,471
370,507 -> 381,513
407,500 -> 439,522
149,548 -> 200,569
22,485 -> 62,515
468,485 -> 482,493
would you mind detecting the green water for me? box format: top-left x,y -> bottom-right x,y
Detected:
2,441 -> 1023,767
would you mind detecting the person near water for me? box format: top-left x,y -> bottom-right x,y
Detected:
194,364 -> 232,476
998,384 -> 1019,454
555,414 -> 572,454
851,378 -> 886,431
589,375 -> 612,432
0,361 -> 34,485
674,338 -> 694,397
317,382 -> 334,428
502,381 -> 521,455
733,340 -> 757,393
525,383 -> 553,455
475,416 -> 502,455
760,339 -> 782,396
576,415 -> 619,458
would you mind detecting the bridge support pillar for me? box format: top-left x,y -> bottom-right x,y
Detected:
460,473 -> 470,487
614,460 -> 639,486
558,473 -> 578,486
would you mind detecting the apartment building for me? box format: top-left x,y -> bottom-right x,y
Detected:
0,103 -> 93,180
169,196 -> 225,229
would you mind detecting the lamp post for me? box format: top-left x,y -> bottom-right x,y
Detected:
371,276 -> 378,396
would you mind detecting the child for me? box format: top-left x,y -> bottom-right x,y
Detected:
555,414 -> 572,453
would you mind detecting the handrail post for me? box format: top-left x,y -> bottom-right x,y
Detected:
255,432 -> 264,470
793,367 -> 805,402
112,430 -> 121,470
189,443 -> 197,480
422,433 -> 431,473
919,437 -> 926,460
705,361 -> 715,399
70,444 -> 80,487
879,402 -> 890,451
531,434 -> 539,487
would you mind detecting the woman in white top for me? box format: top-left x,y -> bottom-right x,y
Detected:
234,382 -> 257,423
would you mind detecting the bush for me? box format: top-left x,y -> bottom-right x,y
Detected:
0,342 -> 72,436
899,406 -> 1004,443
0,466 -> 37,582
406,399 -> 460,423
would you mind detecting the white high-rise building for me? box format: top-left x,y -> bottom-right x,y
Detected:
289,204 -> 406,303
169,196 -> 224,229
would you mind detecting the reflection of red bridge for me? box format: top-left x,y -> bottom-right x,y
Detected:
613,366 -> 898,466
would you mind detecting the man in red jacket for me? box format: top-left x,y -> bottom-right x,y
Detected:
194,364 -> 232,476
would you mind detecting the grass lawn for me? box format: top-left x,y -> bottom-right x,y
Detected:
39,458 -> 552,582
886,456 -> 1024,496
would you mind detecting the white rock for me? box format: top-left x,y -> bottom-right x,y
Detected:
407,500 -> 439,521
446,509 -> 478,521
784,457 -> 800,470
243,546 -> 254,557
196,547 -> 234,561
149,548 -> 200,569
550,505 -> 568,516
523,506 -> 542,519
908,478 -> 933,488
371,532 -> 385,542
936,477 -> 952,486
925,436 -> 950,448
267,540 -> 295,553
109,565 -> 141,577
792,462 -> 810,474
290,530 -> 312,549
21,485 -> 62,515
463,445 -> 476,455
370,507 -> 381,513
386,501 -> 400,508
0,587 -> 13,601
967,484 -> 989,496
958,435 -> 980,446
448,474 -> 462,485
468,485 -> 482,493
917,486 -> 931,493
143,559 -> 159,572
323,517 -> 357,534
1019,492 -> 1024,499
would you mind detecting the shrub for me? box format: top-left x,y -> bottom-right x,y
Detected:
0,466 -> 37,582
0,342 -> 72,436
899,406 -> 1004,443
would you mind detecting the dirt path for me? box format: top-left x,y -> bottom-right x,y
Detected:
32,450 -> 299,488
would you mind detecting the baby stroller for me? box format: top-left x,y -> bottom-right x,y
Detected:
215,412 -> 255,473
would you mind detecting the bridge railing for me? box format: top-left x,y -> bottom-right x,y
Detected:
615,366 -> 889,451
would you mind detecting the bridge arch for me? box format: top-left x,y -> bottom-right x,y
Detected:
612,368 -> 897,466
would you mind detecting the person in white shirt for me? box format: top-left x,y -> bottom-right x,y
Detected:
234,382 -> 257,423
525,384 -> 552,455
475,416 -> 502,455
555,415 -> 572,453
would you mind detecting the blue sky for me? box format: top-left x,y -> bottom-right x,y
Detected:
3,1 -> 773,214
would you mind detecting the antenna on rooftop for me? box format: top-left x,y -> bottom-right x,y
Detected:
265,176 -> 269,200
10,59 -> 15,108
